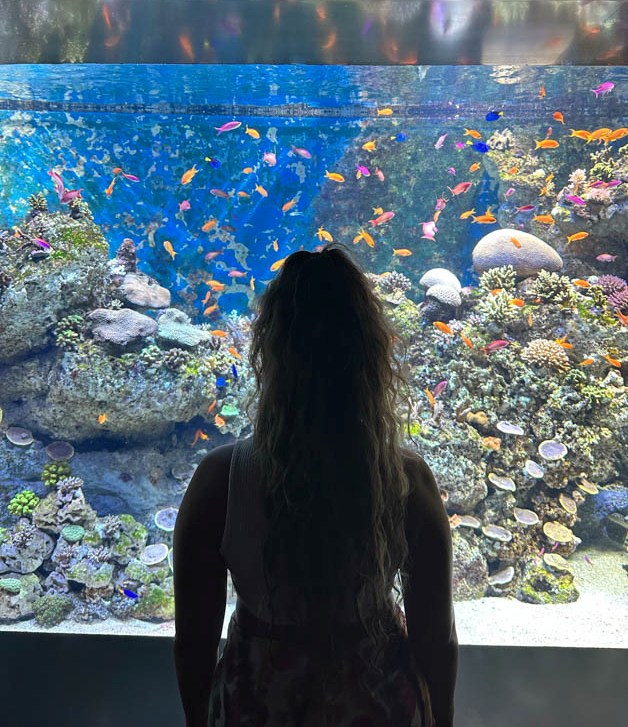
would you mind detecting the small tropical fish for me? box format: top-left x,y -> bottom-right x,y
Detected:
527,312 -> 534,327
374,167 -> 385,182
469,163 -> 481,173
228,270 -> 247,278
485,110 -> 504,121
207,280 -> 226,291
270,257 -> 287,272
203,303 -> 218,316
207,400 -> 217,414
242,167 -> 254,174
325,171 -> 345,182
483,340 -> 510,354
362,141 -> 377,152
604,354 -> 621,368
32,238 -> 51,249
510,237 -> 522,248
181,165 -> 199,185
584,554 -> 594,566
433,380 -> 448,397
507,166 -> 519,175
163,240 -> 177,260
231,364 -> 238,380
434,133 -> 448,149
392,248 -> 412,256
210,189 -> 231,199
114,169 -> 141,182
460,209 -> 476,220
448,181 -> 472,196
215,121 -> 242,134
105,178 -> 116,196
579,358 -> 595,366
460,332 -> 474,349
554,336 -> 573,349
596,254 -> 617,262
272,239 -> 279,252
202,219 -> 218,232
471,212 -> 496,224
191,429 -> 208,446
98,413 -> 108,424
263,151 -> 277,166
60,189 -> 83,204
421,220 -> 438,240
211,330 -> 228,338
433,321 -> 453,335
237,192 -> 250,198
532,214 -> 554,224
214,414 -> 226,427
572,279 -> 591,288
566,231 -> 589,244
569,129 -> 592,141
539,85 -> 546,98
553,111 -> 565,124
282,196 -> 298,213
510,298 -> 525,307
464,128 -> 482,139
204,250 -> 222,262
204,157 -> 221,169
377,108 -> 393,116
535,139 -> 559,149
358,228 -> 375,248
545,126 -> 553,139
290,145 -> 312,159
356,164 -> 370,178
372,207 -> 384,216
228,347 -> 241,359
250,277 -> 255,291
119,587 -> 138,599
391,133 -> 407,142
245,125 -> 260,139
516,204 -> 535,212
201,290 -> 212,306
616,312 -> 628,326
504,187 -> 516,198
564,194 -> 586,205
489,288 -> 503,296
435,197 -> 448,212
316,226 -> 334,241
255,184 -> 268,197
591,81 -> 614,98
551,542 -> 560,552
370,211 -> 395,227
470,141 -> 490,153
179,200 -> 191,212
455,142 -> 466,149
424,388 -> 436,409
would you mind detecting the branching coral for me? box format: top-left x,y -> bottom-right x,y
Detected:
521,339 -> 570,373
529,271 -> 578,306
477,290 -> 521,323
479,265 -> 516,294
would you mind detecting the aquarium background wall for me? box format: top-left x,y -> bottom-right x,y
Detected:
0,62 -> 625,649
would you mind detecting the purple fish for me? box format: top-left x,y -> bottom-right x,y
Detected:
433,380 -> 448,398
179,200 -> 191,212
455,141 -> 465,149
421,220 -> 438,240
504,187 -> 515,198
447,167 -> 456,176
215,121 -> 242,134
564,194 -> 586,205
588,180 -> 605,188
605,179 -> 622,188
356,164 -> 370,177
121,172 -> 140,182
59,189 -> 83,204
434,133 -> 448,150
32,237 -> 51,249
596,254 -> 617,262
435,196 -> 447,211
483,339 -> 510,354
591,81 -> 614,98
48,170 -> 65,197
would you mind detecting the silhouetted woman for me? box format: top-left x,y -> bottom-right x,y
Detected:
174,243 -> 458,726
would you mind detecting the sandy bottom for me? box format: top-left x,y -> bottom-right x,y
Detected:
1,543 -> 626,648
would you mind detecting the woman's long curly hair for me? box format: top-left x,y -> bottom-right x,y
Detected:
243,242 -> 417,694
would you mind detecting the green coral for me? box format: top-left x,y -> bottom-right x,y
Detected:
33,594 -> 73,627
476,289 -> 520,323
478,265 -> 516,294
8,489 -> 40,517
42,461 -> 71,487
61,524 -> 85,543
0,578 -> 22,594
138,344 -> 163,371
529,270 -> 578,307
588,147 -> 616,182
134,580 -> 175,621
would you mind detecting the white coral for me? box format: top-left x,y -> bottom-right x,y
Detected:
419,268 -> 461,292
426,284 -> 461,307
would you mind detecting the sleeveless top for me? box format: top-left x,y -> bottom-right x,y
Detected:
219,436 -> 364,626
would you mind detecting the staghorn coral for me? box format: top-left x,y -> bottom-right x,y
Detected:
479,265 -> 517,294
529,270 -> 578,306
11,523 -> 39,549
521,339 -> 570,373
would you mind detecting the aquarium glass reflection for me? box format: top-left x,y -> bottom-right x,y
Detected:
0,64 -> 626,646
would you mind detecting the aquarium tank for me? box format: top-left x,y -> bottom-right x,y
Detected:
0,3 -> 626,650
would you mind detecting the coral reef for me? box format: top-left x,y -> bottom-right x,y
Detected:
521,339 -> 570,373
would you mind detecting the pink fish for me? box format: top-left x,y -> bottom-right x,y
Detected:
356,164 -> 370,177
448,181 -> 472,196
434,133 -> 448,149
204,250 -> 223,262
228,270 -> 247,278
455,142 -> 465,149
179,200 -> 191,212
504,187 -> 515,198
215,121 -> 242,134
374,167 -> 385,182
263,151 -> 276,166
121,172 -> 140,182
370,210 -> 395,227
435,196 -> 448,211
606,179 -> 622,188
59,189 -> 83,203
515,204 -> 535,212
483,339 -> 510,354
551,542 -> 560,551
32,237 -> 51,249
538,547 -> 545,556
48,170 -> 65,196
210,189 -> 231,199
421,220 -> 438,240
588,180 -> 605,188
596,254 -> 617,262
447,167 -> 456,176
564,194 -> 586,205
433,380 -> 448,397
591,81 -> 614,98
290,145 -> 312,159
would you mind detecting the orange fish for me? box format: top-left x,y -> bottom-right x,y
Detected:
460,332 -> 474,349
105,178 -> 116,196
554,336 -> 574,350
270,256 -> 287,272
567,231 -> 589,244
282,196 -> 298,213
191,429 -> 208,446
214,414 -> 226,427
255,184 -> 268,197
572,279 -> 591,288
272,239 -> 279,252
207,400 -> 217,414
569,129 -> 592,141
528,312 -> 534,327
97,413 -> 107,425
392,248 -> 412,256
588,127 -> 613,142
506,166 -> 519,175
237,191 -> 250,198
163,240 -> 177,260
203,303 -> 218,316
207,280 -> 226,291
510,236 -> 522,248
489,288 -> 503,296
604,355 -> 621,368
553,111 -> 565,124
228,347 -> 241,359
434,321 -> 453,335
424,388 -> 436,409
510,298 -> 525,307
202,218 -> 218,232
181,165 -> 199,185
469,163 -> 481,173
471,213 -> 496,224
617,311 -> 628,326
533,214 -> 555,224
201,290 -> 212,306
535,139 -> 560,149
578,358 -> 595,366
179,33 -> 194,61
242,167 -> 254,174
464,129 -> 482,139
539,85 -> 546,98
377,108 -> 394,116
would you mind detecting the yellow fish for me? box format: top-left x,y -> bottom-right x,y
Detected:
460,208 -> 475,220
566,231 -> 589,244
270,257 -> 287,272
354,228 -> 375,248
245,125 -> 260,139
163,240 -> 177,260
325,171 -> 345,183
372,207 -> 384,215
393,248 -> 412,256
316,226 -> 333,242
272,239 -> 279,252
255,184 -> 268,197
250,276 -> 255,291
181,165 -> 199,185
207,280 -> 226,291
377,108 -> 393,116
362,141 -> 376,152
98,413 -> 108,425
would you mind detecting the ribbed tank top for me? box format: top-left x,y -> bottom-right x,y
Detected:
219,435 -> 363,626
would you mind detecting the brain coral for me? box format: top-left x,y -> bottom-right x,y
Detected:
88,308 -> 157,346
419,268 -> 461,292
472,229 -> 563,278
521,339 -> 570,372
426,284 -> 461,307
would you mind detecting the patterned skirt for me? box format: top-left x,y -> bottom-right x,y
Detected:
208,599 -> 433,727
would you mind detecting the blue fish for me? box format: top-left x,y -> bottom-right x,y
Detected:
216,376 -> 227,388
392,133 -> 407,142
231,364 -> 238,380
120,587 -> 138,599
485,110 -> 504,121
471,141 -> 490,153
